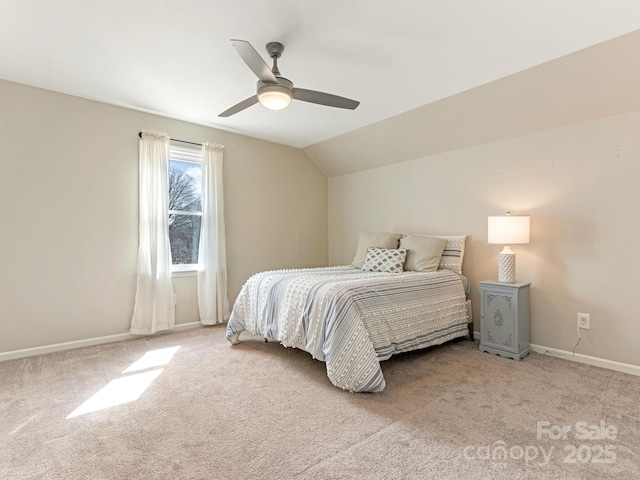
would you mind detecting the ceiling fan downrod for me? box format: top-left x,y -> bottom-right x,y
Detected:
266,42 -> 284,77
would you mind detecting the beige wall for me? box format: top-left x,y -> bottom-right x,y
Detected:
0,79 -> 328,353
328,109 -> 640,366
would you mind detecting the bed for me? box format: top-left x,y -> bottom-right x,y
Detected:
226,232 -> 472,392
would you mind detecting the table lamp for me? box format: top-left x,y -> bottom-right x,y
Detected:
488,212 -> 530,283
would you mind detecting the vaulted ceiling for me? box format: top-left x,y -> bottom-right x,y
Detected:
2,1 -> 640,161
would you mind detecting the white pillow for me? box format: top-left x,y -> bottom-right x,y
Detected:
399,234 -> 467,274
433,235 -> 468,274
399,235 -> 447,272
361,248 -> 407,273
352,231 -> 403,268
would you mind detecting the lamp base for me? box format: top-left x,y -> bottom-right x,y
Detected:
498,246 -> 516,283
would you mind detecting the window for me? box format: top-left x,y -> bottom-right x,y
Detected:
168,143 -> 202,272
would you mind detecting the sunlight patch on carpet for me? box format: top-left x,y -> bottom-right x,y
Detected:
122,346 -> 180,373
67,346 -> 181,419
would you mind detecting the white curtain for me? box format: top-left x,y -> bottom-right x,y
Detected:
130,131 -> 176,334
198,142 -> 230,325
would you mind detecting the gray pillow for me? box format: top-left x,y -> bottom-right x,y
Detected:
400,235 -> 447,272
352,231 -> 403,268
361,248 -> 407,273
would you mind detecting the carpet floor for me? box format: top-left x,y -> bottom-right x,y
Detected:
1,325 -> 638,479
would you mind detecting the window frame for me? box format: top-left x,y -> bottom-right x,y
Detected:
167,142 -> 203,275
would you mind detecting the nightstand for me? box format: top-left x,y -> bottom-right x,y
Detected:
479,281 -> 531,360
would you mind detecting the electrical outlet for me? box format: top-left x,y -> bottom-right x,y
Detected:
577,313 -> 591,329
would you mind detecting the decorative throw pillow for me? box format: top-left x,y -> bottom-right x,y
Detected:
433,235 -> 468,274
351,231 -> 403,268
361,247 -> 407,273
399,235 -> 448,272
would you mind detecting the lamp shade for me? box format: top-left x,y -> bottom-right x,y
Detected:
488,215 -> 530,245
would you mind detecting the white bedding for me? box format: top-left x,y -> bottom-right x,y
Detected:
227,266 -> 469,392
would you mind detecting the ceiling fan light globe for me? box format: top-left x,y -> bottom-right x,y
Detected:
257,85 -> 292,110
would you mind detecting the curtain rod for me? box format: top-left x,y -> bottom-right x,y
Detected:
138,131 -> 202,147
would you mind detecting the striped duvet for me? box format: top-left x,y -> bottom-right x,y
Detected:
226,266 -> 468,392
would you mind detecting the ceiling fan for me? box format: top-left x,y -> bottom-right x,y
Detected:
219,39 -> 360,117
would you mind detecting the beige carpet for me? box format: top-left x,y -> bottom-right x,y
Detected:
1,326 -> 638,479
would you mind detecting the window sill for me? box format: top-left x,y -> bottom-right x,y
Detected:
171,265 -> 200,278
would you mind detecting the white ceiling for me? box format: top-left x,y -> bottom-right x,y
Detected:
2,1 -> 640,148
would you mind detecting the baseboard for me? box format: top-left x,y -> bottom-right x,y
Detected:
472,330 -> 640,377
529,343 -> 640,377
0,322 -> 203,363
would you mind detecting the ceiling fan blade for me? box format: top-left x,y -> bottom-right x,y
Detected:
218,95 -> 259,117
293,88 -> 360,110
230,39 -> 278,84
